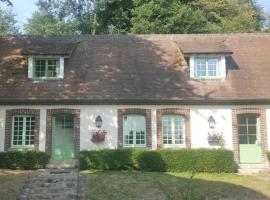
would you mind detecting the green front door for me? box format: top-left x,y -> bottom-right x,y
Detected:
51,115 -> 75,160
238,115 -> 262,163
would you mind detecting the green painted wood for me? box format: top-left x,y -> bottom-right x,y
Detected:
51,116 -> 75,160
239,144 -> 261,163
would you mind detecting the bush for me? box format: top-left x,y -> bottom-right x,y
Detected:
80,148 -> 237,173
268,152 -> 270,162
0,150 -> 49,169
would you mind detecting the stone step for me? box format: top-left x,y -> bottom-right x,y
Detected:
18,169 -> 79,200
46,159 -> 78,169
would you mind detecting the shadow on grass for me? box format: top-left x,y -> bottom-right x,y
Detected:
82,170 -> 270,200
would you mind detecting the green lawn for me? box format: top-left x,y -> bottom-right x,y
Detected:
0,170 -> 29,200
81,170 -> 270,200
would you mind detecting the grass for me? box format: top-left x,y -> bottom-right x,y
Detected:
0,170 -> 30,200
81,170 -> 270,200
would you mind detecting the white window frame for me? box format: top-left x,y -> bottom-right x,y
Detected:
11,115 -> 35,148
123,114 -> 147,148
189,54 -> 226,80
162,115 -> 185,147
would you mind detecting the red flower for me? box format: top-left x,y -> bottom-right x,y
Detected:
91,130 -> 107,142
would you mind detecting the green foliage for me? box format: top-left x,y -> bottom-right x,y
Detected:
131,0 -> 209,34
25,0 -> 264,35
0,150 -> 49,169
80,148 -> 237,173
0,8 -> 19,36
267,152 -> 270,162
24,12 -> 79,35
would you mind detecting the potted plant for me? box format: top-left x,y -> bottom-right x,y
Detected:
91,129 -> 107,142
207,131 -> 225,148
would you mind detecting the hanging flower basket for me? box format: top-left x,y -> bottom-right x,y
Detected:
91,130 -> 107,143
207,131 -> 225,147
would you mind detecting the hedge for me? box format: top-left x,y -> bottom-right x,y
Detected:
268,152 -> 270,162
0,150 -> 49,169
80,148 -> 237,173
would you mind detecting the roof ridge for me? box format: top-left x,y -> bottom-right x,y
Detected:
1,32 -> 270,39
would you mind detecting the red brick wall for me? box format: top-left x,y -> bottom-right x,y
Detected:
117,108 -> 152,148
5,109 -> 40,151
232,108 -> 268,164
46,108 -> 80,158
156,108 -> 191,148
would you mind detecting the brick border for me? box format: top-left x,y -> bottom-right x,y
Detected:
46,109 -> 80,158
117,108 -> 152,148
232,108 -> 268,165
156,108 -> 191,148
5,109 -> 40,151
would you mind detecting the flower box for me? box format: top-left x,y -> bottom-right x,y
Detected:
91,130 -> 107,143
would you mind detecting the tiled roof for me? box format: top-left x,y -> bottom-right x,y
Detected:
0,34 -> 270,104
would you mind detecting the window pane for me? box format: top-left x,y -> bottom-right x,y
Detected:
207,58 -> 218,76
123,115 -> 146,146
195,58 -> 206,77
248,126 -> 257,135
239,135 -> 248,144
238,116 -> 247,125
247,116 -> 257,125
13,116 -> 35,147
162,115 -> 185,145
248,135 -> 257,144
238,126 -> 247,135
35,59 -> 46,78
47,59 -> 58,78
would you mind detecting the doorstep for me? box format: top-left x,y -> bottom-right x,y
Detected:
238,163 -> 269,175
46,159 -> 78,169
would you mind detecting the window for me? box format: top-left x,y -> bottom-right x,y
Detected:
194,57 -> 220,78
162,115 -> 185,146
34,58 -> 60,79
123,115 -> 146,147
237,115 -> 259,144
12,116 -> 35,147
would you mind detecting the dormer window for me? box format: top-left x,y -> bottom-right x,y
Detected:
28,56 -> 64,80
194,57 -> 220,78
34,58 -> 59,79
189,55 -> 226,80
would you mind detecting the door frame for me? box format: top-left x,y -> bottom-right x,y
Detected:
46,109 -> 80,159
51,115 -> 75,160
232,108 -> 268,165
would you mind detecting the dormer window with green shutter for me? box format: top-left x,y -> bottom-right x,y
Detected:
28,56 -> 65,80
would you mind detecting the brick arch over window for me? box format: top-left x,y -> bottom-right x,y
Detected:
5,109 -> 40,151
157,108 -> 191,148
117,109 -> 152,148
232,108 -> 268,165
46,109 -> 80,158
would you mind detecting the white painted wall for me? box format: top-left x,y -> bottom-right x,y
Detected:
0,105 -> 269,152
266,109 -> 270,151
190,109 -> 233,149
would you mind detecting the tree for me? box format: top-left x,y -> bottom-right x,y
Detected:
189,0 -> 263,32
24,11 -> 79,35
0,0 -> 12,6
0,8 -> 19,36
131,0 -> 209,34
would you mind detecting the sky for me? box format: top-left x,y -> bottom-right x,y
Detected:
1,0 -> 270,30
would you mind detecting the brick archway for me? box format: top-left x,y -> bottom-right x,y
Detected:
46,108 -> 80,158
232,108 -> 268,165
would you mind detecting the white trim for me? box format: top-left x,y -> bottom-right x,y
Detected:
28,56 -> 33,79
59,57 -> 64,79
189,55 -> 226,80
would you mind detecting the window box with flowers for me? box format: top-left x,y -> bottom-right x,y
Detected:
91,130 -> 107,143
208,131 -> 225,148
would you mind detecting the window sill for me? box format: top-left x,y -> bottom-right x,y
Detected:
8,147 -> 36,151
163,145 -> 186,148
123,145 -> 147,148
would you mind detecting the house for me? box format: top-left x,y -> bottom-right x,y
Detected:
0,33 -> 269,169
